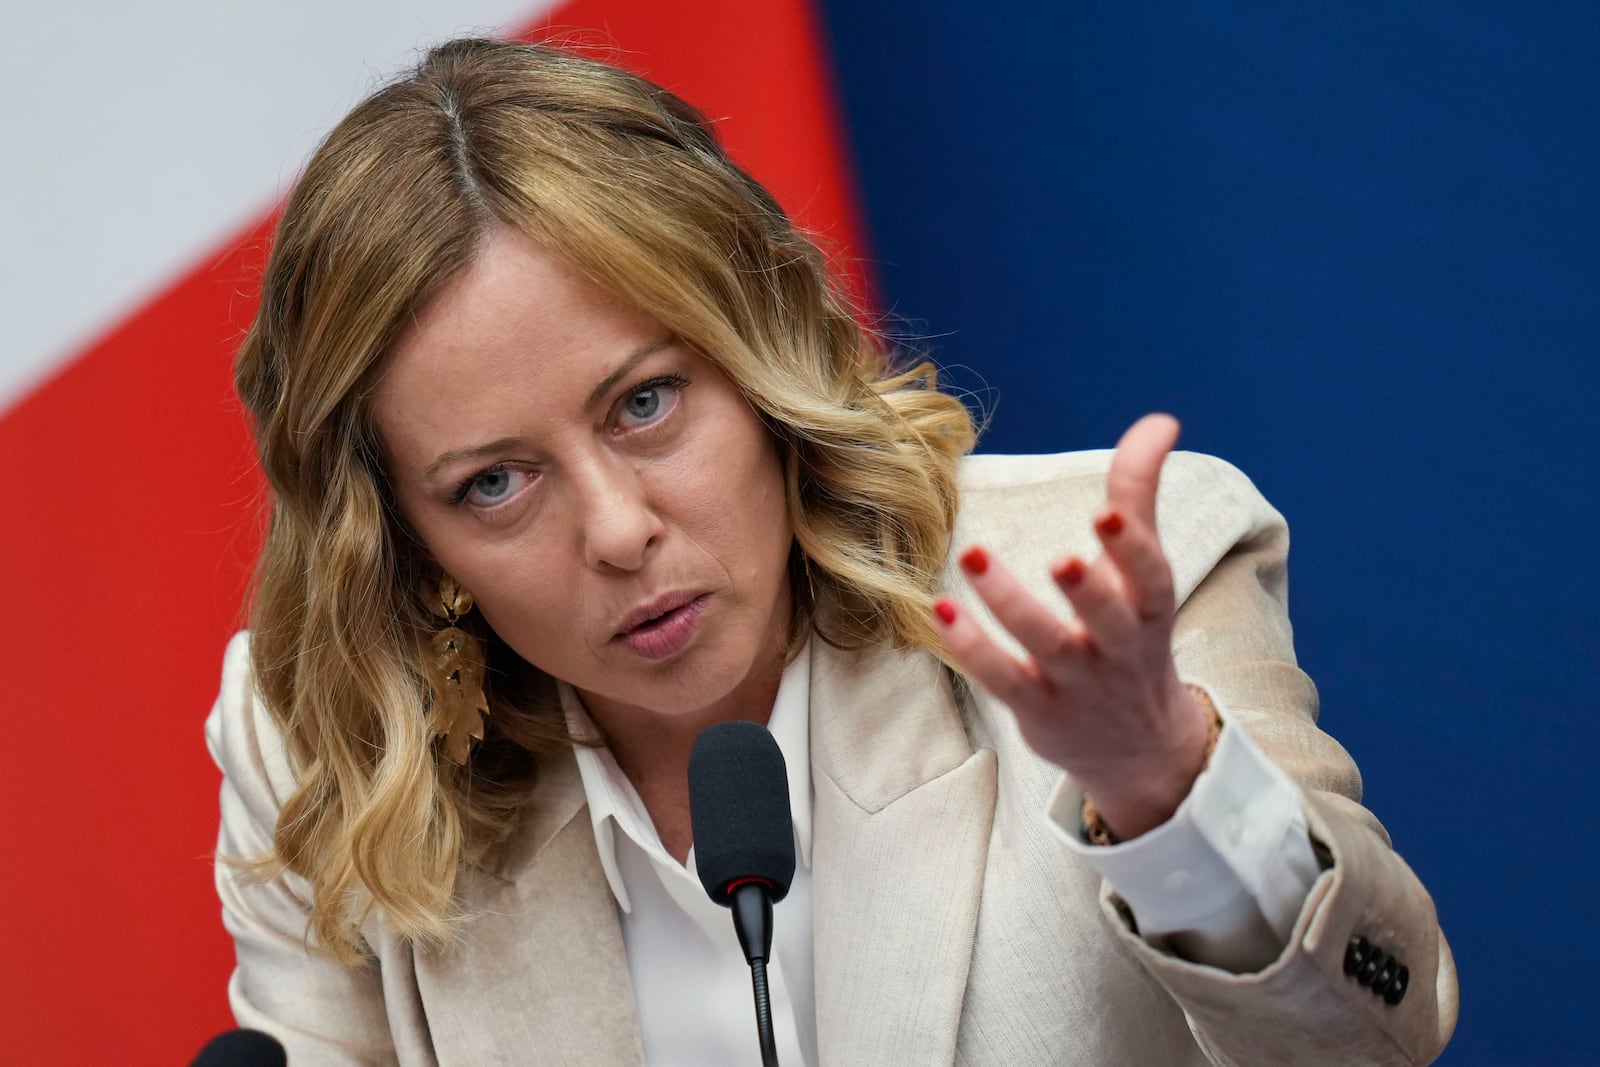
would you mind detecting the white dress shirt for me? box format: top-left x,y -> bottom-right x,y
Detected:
567,646 -> 1321,1064
1049,683 -> 1325,973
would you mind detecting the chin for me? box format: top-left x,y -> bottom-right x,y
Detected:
649,641 -> 772,714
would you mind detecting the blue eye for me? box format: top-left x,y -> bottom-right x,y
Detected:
624,388 -> 662,421
616,374 -> 688,429
454,465 -> 532,510
470,469 -> 512,501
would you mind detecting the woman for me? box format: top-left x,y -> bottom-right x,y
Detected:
210,37 -> 1456,1065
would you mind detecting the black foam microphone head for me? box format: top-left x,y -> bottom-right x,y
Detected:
688,720 -> 796,906
189,1029 -> 287,1067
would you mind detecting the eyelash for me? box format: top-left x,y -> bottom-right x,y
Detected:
447,372 -> 691,508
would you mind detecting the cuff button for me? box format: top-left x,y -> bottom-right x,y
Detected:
1344,936 -> 1371,976
1383,965 -> 1410,1006
1357,950 -> 1383,987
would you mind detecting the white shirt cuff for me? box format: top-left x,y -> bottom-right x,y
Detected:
1045,684 -> 1323,943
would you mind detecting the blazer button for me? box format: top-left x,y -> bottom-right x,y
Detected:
1383,966 -> 1410,1006
1344,936 -> 1372,976
1357,950 -> 1384,987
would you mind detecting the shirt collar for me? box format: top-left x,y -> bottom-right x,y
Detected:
564,640 -> 814,912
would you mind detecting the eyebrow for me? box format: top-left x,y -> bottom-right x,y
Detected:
584,335 -> 675,408
419,335 -> 676,485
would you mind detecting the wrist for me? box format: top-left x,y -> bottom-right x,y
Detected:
1081,683 -> 1222,844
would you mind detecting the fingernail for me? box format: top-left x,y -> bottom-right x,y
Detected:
1096,511 -> 1124,537
933,599 -> 958,625
959,546 -> 989,575
1054,558 -> 1086,585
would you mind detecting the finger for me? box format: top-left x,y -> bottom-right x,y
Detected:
956,545 -> 1088,670
1050,552 -> 1139,649
930,594 -> 1050,711
1092,508 -> 1176,621
1105,413 -> 1180,531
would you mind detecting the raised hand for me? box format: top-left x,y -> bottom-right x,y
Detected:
932,414 -> 1213,839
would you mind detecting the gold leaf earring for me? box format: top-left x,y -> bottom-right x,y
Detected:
423,575 -> 491,765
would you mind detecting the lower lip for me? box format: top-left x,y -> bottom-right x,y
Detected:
616,594 -> 711,660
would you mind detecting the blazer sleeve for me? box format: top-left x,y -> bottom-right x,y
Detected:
206,631 -> 400,1066
1102,454 -> 1460,1066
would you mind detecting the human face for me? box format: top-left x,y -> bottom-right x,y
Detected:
372,228 -> 794,731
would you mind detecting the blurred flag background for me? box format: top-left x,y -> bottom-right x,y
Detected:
2,3 -> 1593,1063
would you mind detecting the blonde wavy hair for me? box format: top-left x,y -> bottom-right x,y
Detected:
234,37 -> 976,961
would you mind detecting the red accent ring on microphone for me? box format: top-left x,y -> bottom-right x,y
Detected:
723,876 -> 776,895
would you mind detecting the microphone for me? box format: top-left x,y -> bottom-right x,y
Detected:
688,720 -> 795,1067
188,1029 -> 286,1066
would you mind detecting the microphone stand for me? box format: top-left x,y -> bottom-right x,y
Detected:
729,880 -> 780,1067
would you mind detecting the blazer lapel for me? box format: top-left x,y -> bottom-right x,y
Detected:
412,747 -> 644,1066
810,642 -> 998,1067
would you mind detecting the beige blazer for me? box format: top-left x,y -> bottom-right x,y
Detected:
209,451 -> 1458,1065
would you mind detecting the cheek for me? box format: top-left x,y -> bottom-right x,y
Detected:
668,434 -> 790,566
420,531 -> 586,653
475,561 -> 572,629
478,581 -> 602,681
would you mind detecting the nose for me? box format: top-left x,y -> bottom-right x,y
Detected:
575,455 -> 664,572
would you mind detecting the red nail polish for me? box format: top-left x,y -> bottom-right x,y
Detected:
933,599 -> 958,625
959,546 -> 989,575
1055,558 -> 1086,585
1097,511 -> 1125,537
